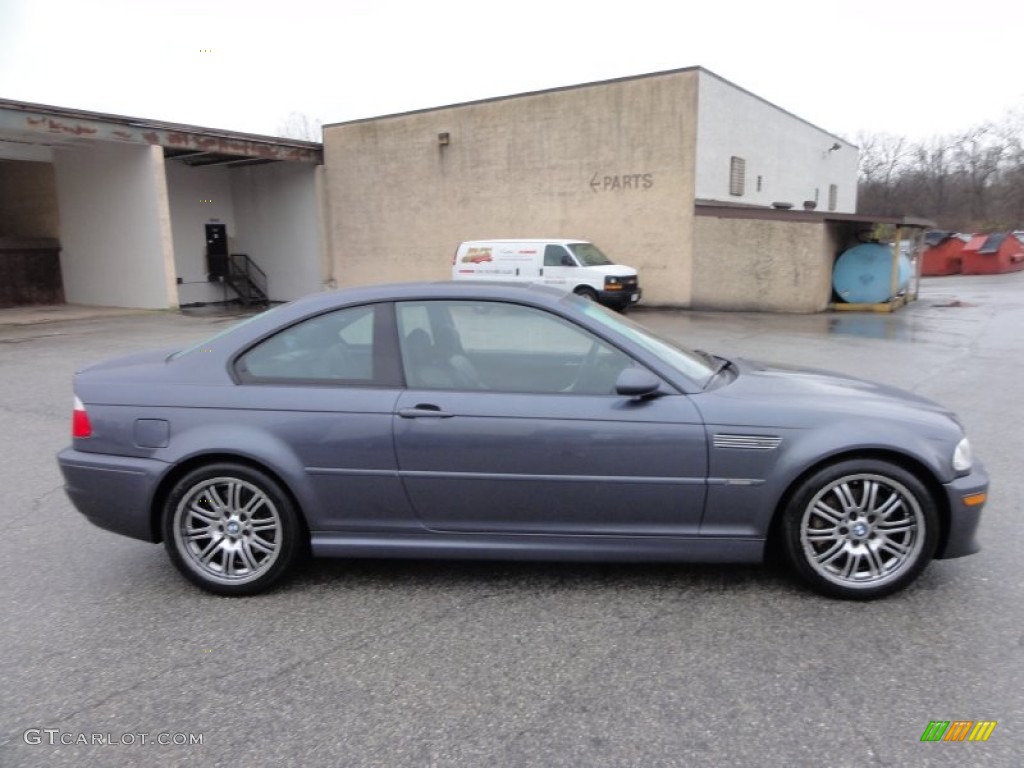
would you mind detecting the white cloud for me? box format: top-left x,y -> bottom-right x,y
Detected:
2,0 -> 1022,139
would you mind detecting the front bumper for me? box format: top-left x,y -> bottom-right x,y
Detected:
57,447 -> 169,543
599,286 -> 642,308
936,463 -> 989,559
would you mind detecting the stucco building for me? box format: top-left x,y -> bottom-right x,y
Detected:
1,99 -> 324,309
322,67 -> 860,310
3,67 -> 867,313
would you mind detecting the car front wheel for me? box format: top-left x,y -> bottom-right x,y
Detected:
573,286 -> 598,301
781,460 -> 939,599
162,463 -> 302,596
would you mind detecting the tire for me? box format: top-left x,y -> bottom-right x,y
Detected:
573,286 -> 598,301
781,459 -> 938,600
162,462 -> 302,596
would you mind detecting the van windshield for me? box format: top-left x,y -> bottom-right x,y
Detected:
568,242 -> 613,267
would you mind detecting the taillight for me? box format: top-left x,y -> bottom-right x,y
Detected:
72,396 -> 92,438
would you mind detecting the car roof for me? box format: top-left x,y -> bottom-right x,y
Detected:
241,281 -> 571,332
169,281 -> 577,365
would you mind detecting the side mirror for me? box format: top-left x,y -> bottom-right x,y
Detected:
560,254 -> 576,267
615,368 -> 662,398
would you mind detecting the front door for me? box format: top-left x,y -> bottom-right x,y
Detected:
539,243 -> 578,291
392,299 -> 707,536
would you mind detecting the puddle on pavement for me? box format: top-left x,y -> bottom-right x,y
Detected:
827,315 -> 912,340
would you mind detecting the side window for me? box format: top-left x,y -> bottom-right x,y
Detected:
237,304 -> 379,384
397,300 -> 639,395
544,245 -> 574,267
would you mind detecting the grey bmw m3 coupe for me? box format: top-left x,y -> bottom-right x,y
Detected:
57,282 -> 988,599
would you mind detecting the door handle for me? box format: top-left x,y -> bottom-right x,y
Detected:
398,405 -> 454,419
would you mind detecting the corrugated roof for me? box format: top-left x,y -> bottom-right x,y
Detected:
924,230 -> 956,247
979,233 -> 1008,254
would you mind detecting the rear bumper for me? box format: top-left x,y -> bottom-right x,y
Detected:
57,447 -> 168,543
936,463 -> 989,559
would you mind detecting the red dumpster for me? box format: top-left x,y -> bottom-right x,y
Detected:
921,232 -> 967,276
960,233 -> 1024,275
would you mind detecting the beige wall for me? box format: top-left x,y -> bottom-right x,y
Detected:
0,160 -> 60,238
692,216 -> 833,313
53,143 -> 178,309
230,162 -> 324,300
324,71 -> 700,305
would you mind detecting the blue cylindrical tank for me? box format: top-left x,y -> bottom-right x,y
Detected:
833,243 -> 912,304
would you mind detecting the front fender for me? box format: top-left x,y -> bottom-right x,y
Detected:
701,419 -> 955,538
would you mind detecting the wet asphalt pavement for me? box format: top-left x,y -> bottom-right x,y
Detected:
1,273 -> 1021,767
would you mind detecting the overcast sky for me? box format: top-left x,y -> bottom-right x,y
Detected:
2,0 -> 1022,142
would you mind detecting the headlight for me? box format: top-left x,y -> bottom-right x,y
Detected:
952,437 -> 973,473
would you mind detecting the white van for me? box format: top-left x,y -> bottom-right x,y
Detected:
452,239 -> 642,309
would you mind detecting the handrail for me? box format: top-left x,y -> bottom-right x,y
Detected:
227,254 -> 268,305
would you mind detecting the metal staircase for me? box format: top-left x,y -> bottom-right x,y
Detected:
225,254 -> 268,307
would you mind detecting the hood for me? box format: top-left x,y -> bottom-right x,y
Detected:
697,357 -> 959,431
586,264 -> 637,277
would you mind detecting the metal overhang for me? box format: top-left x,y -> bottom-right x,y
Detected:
0,100 -> 322,164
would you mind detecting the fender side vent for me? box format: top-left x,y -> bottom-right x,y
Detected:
713,434 -> 782,450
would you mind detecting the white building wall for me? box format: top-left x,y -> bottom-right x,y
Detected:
53,143 -> 177,308
165,161 -> 238,305
229,163 -> 322,301
694,71 -> 859,213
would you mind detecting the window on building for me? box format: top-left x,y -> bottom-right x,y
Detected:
828,184 -> 838,211
729,157 -> 746,196
756,175 -> 763,192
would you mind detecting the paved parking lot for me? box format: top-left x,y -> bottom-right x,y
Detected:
1,275 -> 1021,767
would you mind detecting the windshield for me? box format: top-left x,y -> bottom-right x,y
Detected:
170,305 -> 283,359
577,301 -> 718,384
568,242 -> 613,267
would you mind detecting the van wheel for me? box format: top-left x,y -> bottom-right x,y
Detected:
574,287 -> 598,301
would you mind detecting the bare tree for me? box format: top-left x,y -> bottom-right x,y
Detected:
277,112 -> 323,142
855,132 -> 912,215
911,135 -> 954,219
952,123 -> 1005,225
992,107 -> 1024,227
855,100 -> 1024,230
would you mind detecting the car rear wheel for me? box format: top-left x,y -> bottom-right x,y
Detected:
781,459 -> 938,600
162,463 -> 301,596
